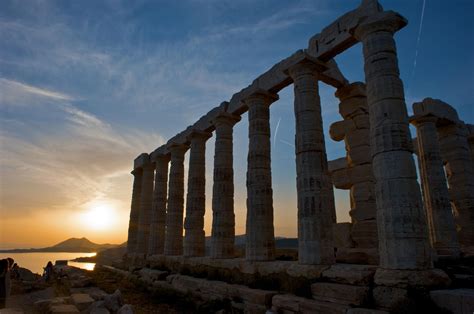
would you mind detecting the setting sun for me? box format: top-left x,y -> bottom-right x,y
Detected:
81,203 -> 117,231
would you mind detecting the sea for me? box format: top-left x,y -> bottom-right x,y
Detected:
0,252 -> 96,275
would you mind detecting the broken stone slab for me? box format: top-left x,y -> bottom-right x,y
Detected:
322,264 -> 377,286
328,157 -> 348,173
311,282 -> 369,306
0,309 -> 24,314
49,304 -> 80,314
413,98 -> 460,125
430,289 -> 474,314
374,268 -> 451,289
71,293 -> 94,311
103,289 -> 123,312
137,268 -> 168,283
330,120 -> 356,141
272,294 -> 349,314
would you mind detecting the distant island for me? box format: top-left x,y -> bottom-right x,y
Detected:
0,237 -> 120,253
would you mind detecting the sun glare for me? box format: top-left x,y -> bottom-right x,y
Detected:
81,203 -> 117,231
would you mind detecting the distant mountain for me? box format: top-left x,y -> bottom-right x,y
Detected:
0,237 -> 119,253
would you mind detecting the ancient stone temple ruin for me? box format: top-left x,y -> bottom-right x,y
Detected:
124,1 -> 474,313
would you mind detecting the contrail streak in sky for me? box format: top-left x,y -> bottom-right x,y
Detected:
274,117 -> 282,148
409,0 -> 426,90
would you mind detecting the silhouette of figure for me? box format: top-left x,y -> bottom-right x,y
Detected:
43,261 -> 54,283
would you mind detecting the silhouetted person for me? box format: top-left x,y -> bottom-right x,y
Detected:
43,261 -> 54,282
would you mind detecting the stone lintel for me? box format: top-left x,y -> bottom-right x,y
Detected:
134,153 -> 150,169
228,53 -> 347,115
150,146 -> 170,162
307,0 -> 383,61
413,98 -> 460,126
192,102 -> 227,133
374,268 -> 451,289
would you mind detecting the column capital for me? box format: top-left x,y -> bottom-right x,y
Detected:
242,89 -> 279,107
150,153 -> 170,164
187,129 -> 212,142
166,142 -> 189,155
353,11 -> 407,41
409,114 -> 438,127
285,57 -> 327,79
335,82 -> 366,101
213,112 -> 241,128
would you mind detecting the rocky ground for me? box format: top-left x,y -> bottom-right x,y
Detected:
3,264 -> 190,313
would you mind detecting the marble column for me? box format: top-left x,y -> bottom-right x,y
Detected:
210,112 -> 241,258
244,90 -> 278,261
354,12 -> 432,269
288,60 -> 336,265
136,161 -> 155,255
147,154 -> 170,256
127,168 -> 142,255
164,143 -> 188,256
438,123 -> 474,246
411,115 -> 460,257
184,131 -> 212,257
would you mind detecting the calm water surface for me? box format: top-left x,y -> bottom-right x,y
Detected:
0,252 -> 96,274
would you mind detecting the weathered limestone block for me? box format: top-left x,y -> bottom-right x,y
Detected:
136,156 -> 154,255
413,98 -> 460,124
322,264 -> 377,286
210,112 -> 241,259
410,114 -> 460,257
311,282 -> 369,306
244,90 -> 278,261
271,294 -> 349,314
438,123 -> 474,246
138,268 -> 168,284
374,268 -> 451,289
430,289 -> 474,314
336,248 -> 379,265
330,120 -> 355,141
126,167 -> 142,255
354,11 -> 432,270
333,222 -> 354,249
351,220 -> 378,248
184,130 -> 212,257
287,58 -> 336,265
148,154 -> 170,256
71,294 -> 94,311
164,143 -> 189,256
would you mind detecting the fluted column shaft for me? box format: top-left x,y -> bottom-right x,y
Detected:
148,155 -> 170,255
355,12 -> 432,269
184,131 -> 211,257
127,169 -> 142,255
164,144 -> 188,256
438,123 -> 474,246
136,162 -> 155,255
211,113 -> 241,258
289,61 -> 336,265
245,91 -> 278,261
413,116 -> 460,256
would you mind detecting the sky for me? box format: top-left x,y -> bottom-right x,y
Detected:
1,0 -> 473,248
